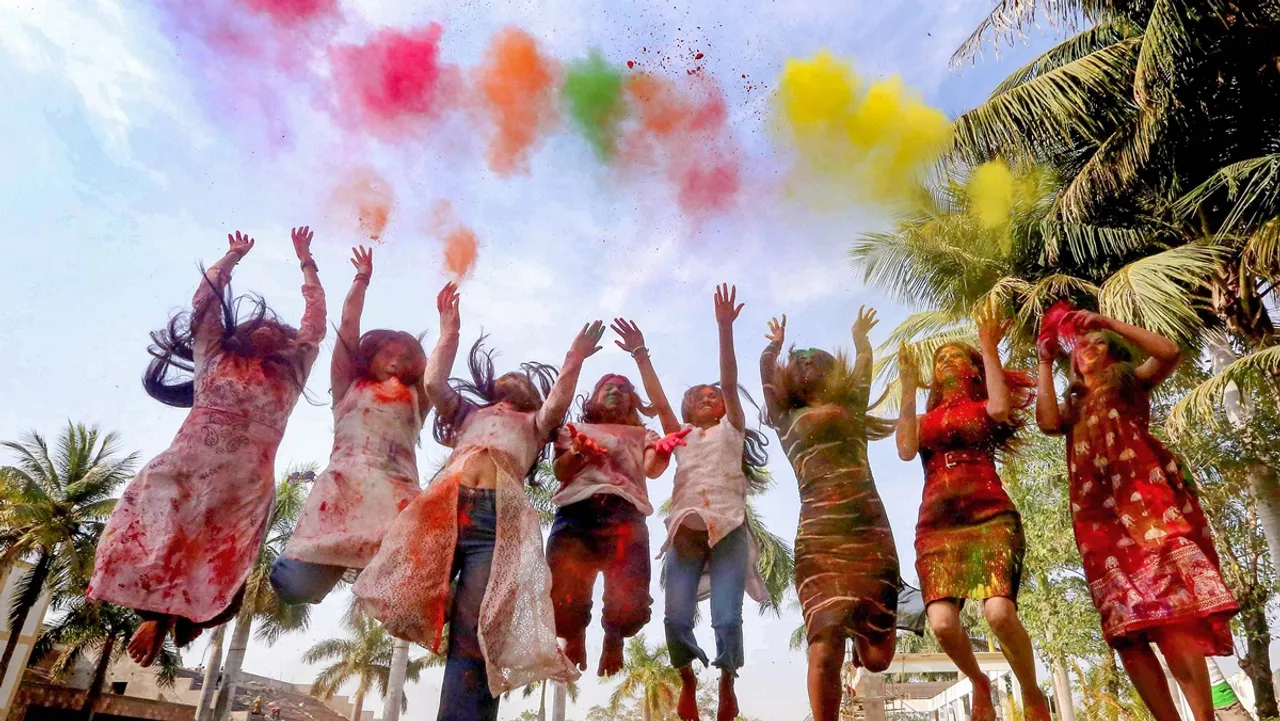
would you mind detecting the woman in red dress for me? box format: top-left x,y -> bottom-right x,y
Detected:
1036,308 -> 1238,721
896,313 -> 1048,721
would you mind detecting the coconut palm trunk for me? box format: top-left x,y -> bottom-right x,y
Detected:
552,681 -> 567,721
195,625 -> 226,721
212,608 -> 254,721
0,551 -> 51,685
349,678 -> 367,721
1050,656 -> 1076,721
80,631 -> 116,721
380,639 -> 410,721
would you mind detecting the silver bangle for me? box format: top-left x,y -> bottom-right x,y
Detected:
630,346 -> 649,359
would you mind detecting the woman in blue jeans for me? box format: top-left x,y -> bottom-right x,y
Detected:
617,284 -> 770,721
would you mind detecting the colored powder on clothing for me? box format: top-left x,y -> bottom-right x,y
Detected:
431,201 -> 480,279
476,28 -> 559,175
331,167 -> 394,241
774,52 -> 952,206
967,160 -> 1017,229
563,51 -> 627,160
329,24 -> 458,139
237,0 -> 338,24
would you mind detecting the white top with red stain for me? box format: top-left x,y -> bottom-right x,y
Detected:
662,415 -> 768,603
285,377 -> 426,569
552,423 -> 659,514
89,271 -> 325,623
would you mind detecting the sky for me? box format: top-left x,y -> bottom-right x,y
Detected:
0,0 -> 1069,718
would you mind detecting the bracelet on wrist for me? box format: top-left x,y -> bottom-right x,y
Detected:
630,346 -> 649,359
354,273 -> 371,283
300,259 -> 318,272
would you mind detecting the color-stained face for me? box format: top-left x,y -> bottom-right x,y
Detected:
934,344 -> 979,387
246,324 -> 289,355
792,349 -> 829,388
1073,331 -> 1111,376
591,376 -> 634,418
369,338 -> 426,384
687,385 -> 726,427
495,372 -> 540,411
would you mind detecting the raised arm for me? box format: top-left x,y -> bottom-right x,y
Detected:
1035,336 -> 1066,435
425,283 -> 466,419
332,245 -> 373,402
192,232 -> 253,363
612,319 -> 681,435
291,226 -> 327,378
760,315 -> 786,425
895,345 -> 921,461
713,283 -> 747,431
851,306 -> 878,407
1079,311 -> 1182,387
536,321 -> 605,439
978,311 -> 1013,424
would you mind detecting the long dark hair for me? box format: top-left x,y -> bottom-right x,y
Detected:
1063,330 -> 1139,425
344,329 -> 428,386
926,342 -> 1034,454
144,269 -> 299,408
767,347 -> 895,439
432,335 -> 559,483
680,383 -> 772,494
578,374 -> 657,426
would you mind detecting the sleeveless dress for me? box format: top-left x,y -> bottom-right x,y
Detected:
661,416 -> 767,602
353,403 -> 579,695
1068,374 -> 1238,653
914,397 -> 1024,603
284,377 -> 425,569
88,273 -> 325,623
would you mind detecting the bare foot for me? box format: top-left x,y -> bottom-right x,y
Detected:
678,666 -> 700,721
598,633 -> 624,678
128,618 -> 171,667
970,678 -> 996,721
564,633 -> 587,672
1023,687 -> 1051,721
717,671 -> 739,721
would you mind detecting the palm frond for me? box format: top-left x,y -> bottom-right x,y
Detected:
744,501 -> 794,616
1097,244 -> 1220,343
1040,216 -> 1158,264
991,16 -> 1144,95
1172,154 -> 1280,239
1054,111 -> 1163,222
1167,345 -> 1280,436
302,638 -> 357,665
1132,0 -> 1234,109
952,39 -> 1141,165
952,0 -> 1093,66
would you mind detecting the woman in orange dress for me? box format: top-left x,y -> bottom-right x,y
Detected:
1036,307 -> 1238,721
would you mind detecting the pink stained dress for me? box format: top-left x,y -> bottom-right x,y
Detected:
551,423 -> 659,514
661,416 -> 768,603
284,377 -> 426,569
88,269 -> 325,624
353,335 -> 579,696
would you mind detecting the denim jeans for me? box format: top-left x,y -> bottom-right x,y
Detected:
663,524 -> 749,673
546,494 -> 652,641
438,486 -> 499,721
269,557 -> 347,605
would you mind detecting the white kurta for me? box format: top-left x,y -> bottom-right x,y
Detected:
551,423 -> 659,514
285,377 -> 425,568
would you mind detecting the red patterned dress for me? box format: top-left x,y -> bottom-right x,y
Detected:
1067,373 -> 1238,653
915,397 -> 1024,603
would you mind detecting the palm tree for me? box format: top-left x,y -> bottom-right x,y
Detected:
33,597 -> 181,720
304,612 -> 441,721
0,424 -> 137,686
208,467 -> 315,721
519,677 -> 580,721
607,634 -> 681,721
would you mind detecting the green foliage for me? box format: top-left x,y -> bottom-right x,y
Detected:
304,612 -> 442,713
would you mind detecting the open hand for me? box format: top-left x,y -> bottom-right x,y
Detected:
852,306 -> 878,343
765,315 -> 786,345
350,245 -> 373,278
567,424 -> 606,456
437,282 -> 460,336
1067,310 -> 1107,332
714,283 -> 744,326
228,231 -> 255,257
611,318 -> 646,355
976,307 -> 1012,349
570,321 -> 606,361
291,226 -> 314,262
898,344 -> 920,389
1036,335 -> 1063,363
655,427 -> 692,455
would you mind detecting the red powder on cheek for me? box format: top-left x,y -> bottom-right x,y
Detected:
329,24 -> 459,139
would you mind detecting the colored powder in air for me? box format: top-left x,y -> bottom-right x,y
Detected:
330,24 -> 458,139
563,51 -> 627,160
678,155 -> 741,216
237,0 -> 338,24
476,28 -> 559,175
775,52 -> 952,206
967,160 -> 1017,229
332,167 -> 395,241
431,201 -> 479,279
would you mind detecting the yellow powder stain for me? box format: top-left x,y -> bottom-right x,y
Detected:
968,160 -> 1017,229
